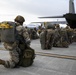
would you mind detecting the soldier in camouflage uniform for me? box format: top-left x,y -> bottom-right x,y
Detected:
59,28 -> 69,48
54,24 -> 69,48
65,26 -> 74,44
40,29 -> 47,49
53,24 -> 61,47
71,28 -> 76,42
0,15 -> 34,68
40,24 -> 55,49
46,28 -> 55,49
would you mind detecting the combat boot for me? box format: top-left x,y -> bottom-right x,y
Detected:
0,59 -> 5,65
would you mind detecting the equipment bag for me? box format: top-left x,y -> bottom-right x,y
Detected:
20,47 -> 35,67
0,21 -> 17,43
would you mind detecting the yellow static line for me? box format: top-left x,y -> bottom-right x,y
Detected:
36,52 -> 76,60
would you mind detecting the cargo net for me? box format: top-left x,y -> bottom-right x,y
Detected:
0,22 -> 13,28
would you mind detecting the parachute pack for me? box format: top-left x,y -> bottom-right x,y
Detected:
0,21 -> 17,43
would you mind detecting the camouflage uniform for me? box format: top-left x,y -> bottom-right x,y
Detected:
53,29 -> 61,47
16,25 -> 31,46
45,29 -> 55,49
40,24 -> 55,50
59,28 -> 69,48
30,29 -> 38,40
65,26 -> 74,44
53,24 -> 62,47
3,42 -> 21,68
54,24 -> 69,48
40,29 -> 47,49
0,15 -> 32,68
72,28 -> 76,42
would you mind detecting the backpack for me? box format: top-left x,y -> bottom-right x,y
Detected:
0,21 -> 17,43
19,46 -> 35,67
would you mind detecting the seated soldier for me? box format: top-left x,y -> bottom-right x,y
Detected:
0,15 -> 35,68
40,24 -> 55,50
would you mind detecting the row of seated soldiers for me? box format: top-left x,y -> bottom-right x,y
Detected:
24,26 -> 43,40
24,27 -> 39,40
39,24 -> 76,50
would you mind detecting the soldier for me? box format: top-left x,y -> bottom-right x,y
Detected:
46,28 -> 55,49
37,26 -> 42,35
54,24 -> 69,48
30,28 -> 39,40
40,29 -> 47,49
0,15 -> 35,68
72,28 -> 76,42
65,26 -> 74,44
40,24 -> 55,49
53,24 -> 61,47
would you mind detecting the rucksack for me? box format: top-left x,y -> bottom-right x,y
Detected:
19,46 -> 35,67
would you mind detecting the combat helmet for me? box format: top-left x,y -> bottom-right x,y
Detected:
14,15 -> 25,25
46,24 -> 55,29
